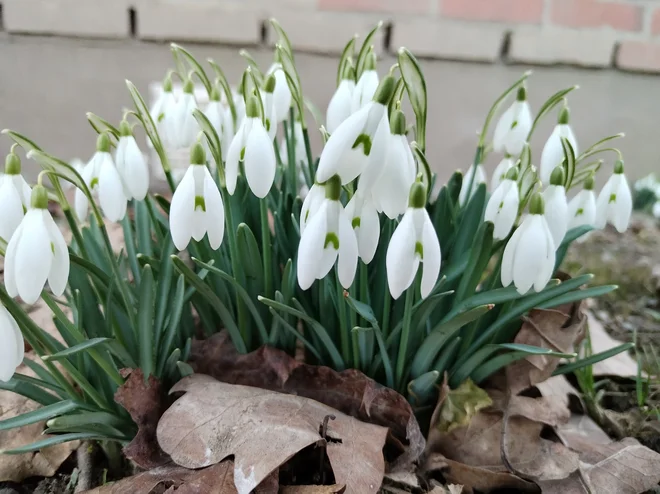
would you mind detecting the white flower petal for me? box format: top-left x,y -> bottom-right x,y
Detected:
316,105 -> 370,184
225,120 -> 246,195
43,210 -> 70,297
327,80 -> 355,134
297,202 -> 330,290
337,207 -> 358,288
359,112 -> 390,190
512,215 -> 544,294
14,210 -> 52,304
74,187 -> 90,223
491,157 -> 514,192
459,164 -> 486,206
533,218 -> 556,292
356,197 -> 380,264
420,212 -> 441,298
273,68 -> 292,123
543,185 -> 568,248
98,154 -> 127,222
501,217 -> 526,288
0,177 -> 25,242
539,126 -> 564,184
504,101 -> 532,156
0,305 -> 20,381
612,174 -> 632,233
3,218 -> 25,298
124,137 -> 150,200
373,135 -> 416,219
169,166 -> 196,250
244,119 -> 276,198
386,210 -> 417,299
13,175 -> 32,207
300,184 -> 325,234
351,70 -> 379,113
568,189 -> 596,229
493,105 -> 515,153
203,170 -> 225,249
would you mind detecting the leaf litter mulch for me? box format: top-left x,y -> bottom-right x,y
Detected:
1,210 -> 660,493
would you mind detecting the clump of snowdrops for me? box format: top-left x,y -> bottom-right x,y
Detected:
0,21 -> 633,451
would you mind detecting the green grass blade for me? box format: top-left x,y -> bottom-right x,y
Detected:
0,400 -> 80,431
138,264 -> 156,378
553,342 -> 635,376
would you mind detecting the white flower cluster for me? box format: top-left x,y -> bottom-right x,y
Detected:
634,174 -> 660,218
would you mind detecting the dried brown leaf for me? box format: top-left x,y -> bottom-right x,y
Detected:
279,486 -> 346,494
83,461 -> 236,494
535,375 -> 579,410
587,312 -> 638,378
555,414 -> 612,462
0,357 -> 78,482
188,332 -> 424,470
506,303 -> 586,395
114,368 -> 171,469
422,453 -> 538,494
157,374 -> 388,494
429,377 -> 492,434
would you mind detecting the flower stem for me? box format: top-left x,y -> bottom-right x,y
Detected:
395,287 -> 414,391
302,127 -> 315,186
286,108 -> 298,195
336,278 -> 351,365
259,198 -> 273,311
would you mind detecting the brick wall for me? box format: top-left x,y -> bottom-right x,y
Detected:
3,0 -> 660,73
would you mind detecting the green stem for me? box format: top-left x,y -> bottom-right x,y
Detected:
286,108 -> 298,195
302,128 -> 315,186
260,198 -> 273,311
352,330 -> 360,370
396,287 -> 414,390
336,278 -> 351,364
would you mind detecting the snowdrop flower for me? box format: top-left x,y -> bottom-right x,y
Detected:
75,133 -> 127,223
327,64 -> 356,134
540,107 -> 578,184
351,52 -> 379,113
345,188 -> 380,264
170,79 -> 199,149
115,121 -> 150,201
297,175 -> 358,290
653,201 -> 660,219
567,176 -> 597,230
169,143 -> 225,251
490,156 -> 515,192
595,160 -> 632,233
267,63 -> 292,123
484,168 -> 519,240
458,163 -> 487,206
371,110 -> 417,219
203,86 -> 225,153
501,193 -> 555,295
316,75 -> 394,185
543,166 -> 569,248
300,183 -> 325,234
387,181 -> 441,299
226,95 -> 276,198
0,151 -> 31,242
493,86 -> 533,157
5,185 -> 70,305
0,301 -> 24,382
150,74 -> 177,149
262,74 -> 278,141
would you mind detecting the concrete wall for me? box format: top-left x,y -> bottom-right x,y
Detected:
4,0 -> 660,73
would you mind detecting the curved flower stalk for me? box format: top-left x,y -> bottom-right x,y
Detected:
316,75 -> 394,185
493,86 -> 533,156
459,163 -> 487,206
75,133 -> 128,223
327,64 -> 356,134
170,142 -> 225,251
543,166 -> 569,248
371,110 -> 417,220
0,301 -> 24,382
595,160 -> 632,233
115,120 -> 150,201
491,156 -> 515,192
226,95 -> 276,198
5,184 -> 70,304
387,181 -> 441,299
351,51 -> 379,113
267,62 -> 292,124
297,175 -> 358,290
484,167 -> 519,240
0,150 -> 31,242
540,107 -> 578,184
568,175 -> 597,229
501,193 -> 555,294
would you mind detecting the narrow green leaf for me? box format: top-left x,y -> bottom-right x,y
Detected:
86,113 -> 120,138
2,129 -> 43,152
1,433 -> 106,454
554,343 -> 636,376
0,400 -> 80,431
433,337 -> 461,376
43,338 -> 111,361
337,36 -> 357,86
407,370 -> 440,406
170,43 -> 212,93
236,223 -> 264,282
177,361 -> 194,378
355,22 -> 383,78
0,378 -> 59,406
451,183 -> 486,261
269,19 -> 294,57
537,285 -> 618,309
192,109 -> 224,176
138,264 -> 156,378
411,143 -> 432,198
11,374 -> 64,396
454,221 -> 494,303
344,295 -> 378,326
561,137 -> 576,189
398,48 -> 427,152
268,308 -> 323,362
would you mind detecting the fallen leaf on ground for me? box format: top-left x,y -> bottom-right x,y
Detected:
554,414 -> 611,461
430,377 -> 492,434
422,453 -> 538,494
535,374 -> 579,410
279,486 -> 346,493
506,302 -> 586,395
587,312 -> 639,377
157,374 -> 388,494
114,368 -> 170,469
0,357 -> 78,482
83,461 -> 235,493
188,332 -> 424,470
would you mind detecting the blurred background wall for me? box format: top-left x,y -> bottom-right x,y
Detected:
0,0 -> 658,184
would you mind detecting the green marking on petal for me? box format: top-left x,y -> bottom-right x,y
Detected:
194,195 -> 206,212
608,193 -> 617,204
498,201 -> 504,210
265,119 -> 271,132
50,242 -> 55,254
576,208 -> 584,216
240,148 -> 245,161
90,177 -> 99,189
415,241 -> 424,259
351,217 -> 361,229
324,232 -> 339,250
510,120 -> 518,130
352,134 -> 372,156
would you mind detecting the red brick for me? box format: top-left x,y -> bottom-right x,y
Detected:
616,41 -> 660,73
440,0 -> 544,24
551,0 -> 642,32
651,8 -> 660,36
319,0 -> 431,15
